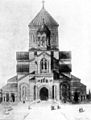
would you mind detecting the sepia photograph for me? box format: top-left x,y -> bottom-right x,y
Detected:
0,0 -> 91,120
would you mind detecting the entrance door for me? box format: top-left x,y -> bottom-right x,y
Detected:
74,91 -> 80,103
11,93 -> 15,102
40,87 -> 48,100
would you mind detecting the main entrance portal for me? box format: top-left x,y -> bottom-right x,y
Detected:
40,87 -> 48,100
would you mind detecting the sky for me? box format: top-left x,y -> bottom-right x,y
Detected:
0,0 -> 91,92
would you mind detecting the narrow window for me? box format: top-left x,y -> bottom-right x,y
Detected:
40,58 -> 48,73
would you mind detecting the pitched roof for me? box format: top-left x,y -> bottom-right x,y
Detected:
61,73 -> 71,78
37,51 -> 51,57
18,72 -> 35,81
18,74 -> 29,81
7,76 -> 17,83
80,83 -> 86,87
2,83 -> 17,92
71,75 -> 80,80
29,8 -> 59,27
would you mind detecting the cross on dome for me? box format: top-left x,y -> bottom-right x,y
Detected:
42,0 -> 45,9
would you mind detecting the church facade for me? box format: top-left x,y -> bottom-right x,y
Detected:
1,5 -> 86,103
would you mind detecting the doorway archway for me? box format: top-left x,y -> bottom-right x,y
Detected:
60,82 -> 70,102
40,87 -> 48,100
11,93 -> 15,102
74,91 -> 79,103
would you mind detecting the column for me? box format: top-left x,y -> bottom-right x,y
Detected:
36,86 -> 37,100
37,88 -> 39,100
54,86 -> 55,100
15,94 -> 17,102
5,96 -> 6,102
49,89 -> 51,99
3,95 -> 5,102
70,90 -> 74,101
57,85 -> 60,101
9,93 -> 11,102
34,86 -> 35,100
60,85 -> 62,100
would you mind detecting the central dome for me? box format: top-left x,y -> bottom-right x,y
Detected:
28,6 -> 59,50
28,7 -> 59,27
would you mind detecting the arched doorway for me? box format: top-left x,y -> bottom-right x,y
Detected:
74,91 -> 79,103
11,93 -> 15,102
62,84 -> 67,102
74,89 -> 82,103
60,82 -> 70,102
40,87 -> 48,100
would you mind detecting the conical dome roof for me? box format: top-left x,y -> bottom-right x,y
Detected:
29,7 -> 59,27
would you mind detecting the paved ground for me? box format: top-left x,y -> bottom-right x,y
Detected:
0,100 -> 91,120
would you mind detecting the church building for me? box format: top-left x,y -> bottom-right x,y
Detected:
1,3 -> 86,103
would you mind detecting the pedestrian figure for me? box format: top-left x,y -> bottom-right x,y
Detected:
57,105 -> 60,109
79,108 -> 84,113
51,105 -> 55,110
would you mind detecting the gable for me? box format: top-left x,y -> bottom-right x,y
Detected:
2,83 -> 17,92
35,51 -> 51,63
7,76 -> 17,83
37,51 -> 51,57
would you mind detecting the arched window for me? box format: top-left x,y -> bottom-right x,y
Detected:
37,33 -> 47,48
40,58 -> 48,73
22,86 -> 26,99
42,36 -> 46,46
38,36 -> 40,46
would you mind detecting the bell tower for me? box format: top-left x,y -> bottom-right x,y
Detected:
28,3 -> 59,50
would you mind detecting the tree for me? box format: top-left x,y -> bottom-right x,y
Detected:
88,90 -> 91,100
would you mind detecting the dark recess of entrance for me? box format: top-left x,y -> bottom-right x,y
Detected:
74,91 -> 80,103
40,87 -> 48,100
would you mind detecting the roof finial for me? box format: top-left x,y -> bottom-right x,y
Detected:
42,0 -> 45,9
